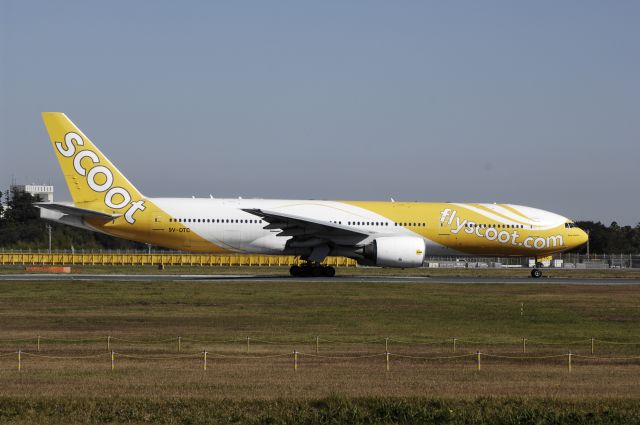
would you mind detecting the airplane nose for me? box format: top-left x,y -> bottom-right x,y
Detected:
576,228 -> 589,247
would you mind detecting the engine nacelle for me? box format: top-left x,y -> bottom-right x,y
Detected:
363,236 -> 426,268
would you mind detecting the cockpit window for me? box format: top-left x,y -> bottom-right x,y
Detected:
565,222 -> 577,228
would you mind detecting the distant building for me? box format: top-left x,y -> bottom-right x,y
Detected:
10,184 -> 54,202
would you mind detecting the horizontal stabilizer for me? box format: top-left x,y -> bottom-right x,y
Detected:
35,202 -> 120,220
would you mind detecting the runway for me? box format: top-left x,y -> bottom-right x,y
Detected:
0,273 -> 639,285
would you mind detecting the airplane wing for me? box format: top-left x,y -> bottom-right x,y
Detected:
242,208 -> 372,261
35,202 -> 120,220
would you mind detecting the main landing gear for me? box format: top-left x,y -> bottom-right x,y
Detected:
290,263 -> 336,277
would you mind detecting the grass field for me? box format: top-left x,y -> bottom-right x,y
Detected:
0,275 -> 639,423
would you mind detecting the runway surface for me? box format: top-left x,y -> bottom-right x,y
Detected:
0,273 -> 639,285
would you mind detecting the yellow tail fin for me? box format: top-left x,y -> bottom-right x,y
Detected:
42,112 -> 145,218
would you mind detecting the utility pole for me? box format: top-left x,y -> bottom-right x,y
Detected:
46,224 -> 52,254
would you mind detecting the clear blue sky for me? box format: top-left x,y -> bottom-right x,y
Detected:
1,1 -> 638,224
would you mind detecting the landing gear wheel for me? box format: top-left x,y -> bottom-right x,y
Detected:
290,265 -> 301,277
531,269 -> 542,279
290,264 -> 336,278
322,266 -> 336,277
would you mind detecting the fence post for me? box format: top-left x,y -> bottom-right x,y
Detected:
203,351 -> 207,371
453,338 -> 457,353
385,352 -> 390,372
18,350 -> 21,371
107,335 -> 111,352
522,337 -> 526,353
591,338 -> 594,355
477,351 -> 481,371
293,350 -> 298,371
37,335 -> 40,352
111,351 -> 115,371
568,352 -> 572,373
316,336 -> 319,354
178,336 -> 181,353
385,337 -> 388,352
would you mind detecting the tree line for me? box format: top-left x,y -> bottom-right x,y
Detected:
573,220 -> 640,255
0,187 -> 638,253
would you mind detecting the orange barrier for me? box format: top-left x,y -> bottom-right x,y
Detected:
24,266 -> 71,273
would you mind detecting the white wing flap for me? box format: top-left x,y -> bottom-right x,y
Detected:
242,208 -> 371,241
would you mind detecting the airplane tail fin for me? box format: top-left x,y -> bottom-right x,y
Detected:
41,112 -> 144,212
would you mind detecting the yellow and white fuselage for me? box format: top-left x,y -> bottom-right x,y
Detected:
39,113 -> 588,269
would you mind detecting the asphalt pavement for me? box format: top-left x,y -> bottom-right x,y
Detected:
0,273 -> 638,285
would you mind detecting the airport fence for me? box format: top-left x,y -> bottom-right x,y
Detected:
1,335 -> 640,373
0,251 -> 357,267
424,253 -> 640,269
2,349 -> 640,374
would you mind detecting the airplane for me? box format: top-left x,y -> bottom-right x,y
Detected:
37,112 -> 588,278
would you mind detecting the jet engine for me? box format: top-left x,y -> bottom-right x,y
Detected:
362,236 -> 426,268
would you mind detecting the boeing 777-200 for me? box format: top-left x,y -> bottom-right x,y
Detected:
38,113 -> 588,278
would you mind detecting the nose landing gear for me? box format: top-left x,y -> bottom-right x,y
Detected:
530,257 -> 544,278
290,263 -> 336,277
